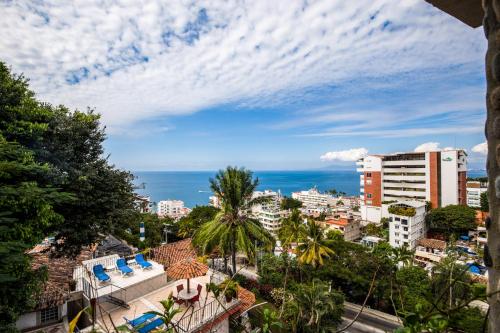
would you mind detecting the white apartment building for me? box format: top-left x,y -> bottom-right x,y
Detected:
357,149 -> 467,223
466,181 -> 488,208
388,201 -> 427,250
157,200 -> 189,219
251,190 -> 287,237
292,188 -> 336,207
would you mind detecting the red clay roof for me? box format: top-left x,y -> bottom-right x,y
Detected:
166,259 -> 208,280
325,217 -> 350,226
417,238 -> 447,250
150,238 -> 197,268
30,249 -> 92,310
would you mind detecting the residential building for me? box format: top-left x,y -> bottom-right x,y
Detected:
414,238 -> 447,266
322,215 -> 361,241
292,187 -> 336,207
361,235 -> 384,248
388,201 -> 426,250
466,180 -> 488,208
251,190 -> 287,236
357,149 -> 467,222
134,194 -> 153,213
157,199 -> 190,219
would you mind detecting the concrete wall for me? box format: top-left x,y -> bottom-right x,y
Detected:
440,150 -> 459,206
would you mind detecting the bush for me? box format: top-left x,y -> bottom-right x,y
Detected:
388,206 -> 416,217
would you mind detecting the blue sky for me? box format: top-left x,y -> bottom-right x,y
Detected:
0,0 -> 488,170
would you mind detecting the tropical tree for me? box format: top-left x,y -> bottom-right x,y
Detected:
282,279 -> 344,332
296,220 -> 334,267
480,191 -> 489,212
278,209 -> 305,251
177,205 -> 219,238
426,205 -> 476,238
280,197 -> 302,210
193,167 -> 274,273
145,294 -> 182,333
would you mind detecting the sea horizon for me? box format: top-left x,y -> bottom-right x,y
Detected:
133,169 -> 487,208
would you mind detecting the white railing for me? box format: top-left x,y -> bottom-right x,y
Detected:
74,254 -> 120,292
174,297 -> 240,332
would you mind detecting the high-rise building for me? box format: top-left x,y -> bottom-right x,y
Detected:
291,188 -> 336,207
466,181 -> 488,208
357,149 -> 467,222
387,201 -> 426,250
157,200 -> 190,219
251,190 -> 287,237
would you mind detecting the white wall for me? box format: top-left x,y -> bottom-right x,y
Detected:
361,205 -> 382,223
440,150 -> 459,206
16,312 -> 37,331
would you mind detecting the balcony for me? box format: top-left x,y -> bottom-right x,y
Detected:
75,255 -> 247,333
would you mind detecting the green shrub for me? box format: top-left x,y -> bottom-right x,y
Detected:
388,206 -> 416,217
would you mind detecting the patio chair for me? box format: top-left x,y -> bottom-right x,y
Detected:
176,284 -> 184,296
92,264 -> 110,283
135,253 -> 153,270
188,284 -> 203,306
172,295 -> 185,306
123,313 -> 156,328
116,258 -> 134,276
137,318 -> 164,333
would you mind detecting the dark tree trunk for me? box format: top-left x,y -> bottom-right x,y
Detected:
231,236 -> 237,276
484,2 -> 500,331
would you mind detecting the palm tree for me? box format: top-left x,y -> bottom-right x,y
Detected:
193,166 -> 274,273
278,209 -> 305,252
283,279 -> 344,332
146,294 -> 182,333
296,219 -> 334,267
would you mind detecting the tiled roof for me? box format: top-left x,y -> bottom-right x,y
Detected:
30,249 -> 92,310
150,238 -> 197,268
166,259 -> 208,280
197,287 -> 256,333
417,238 -> 447,250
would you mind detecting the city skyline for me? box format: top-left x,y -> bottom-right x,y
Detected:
0,0 -> 487,170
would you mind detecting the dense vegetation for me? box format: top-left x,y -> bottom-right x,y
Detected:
0,62 -> 138,331
426,205 -> 477,238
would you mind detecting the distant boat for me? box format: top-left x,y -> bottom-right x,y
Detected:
198,190 -> 210,193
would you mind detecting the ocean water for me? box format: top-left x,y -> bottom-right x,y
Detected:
133,170 -> 360,208
133,170 -> 487,208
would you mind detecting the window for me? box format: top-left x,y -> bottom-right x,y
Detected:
404,235 -> 408,239
395,225 -> 399,229
367,193 -> 372,198
366,172 -> 372,177
404,227 -> 408,232
41,307 -> 58,324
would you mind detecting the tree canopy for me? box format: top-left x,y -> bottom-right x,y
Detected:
426,205 -> 476,237
0,61 -> 138,329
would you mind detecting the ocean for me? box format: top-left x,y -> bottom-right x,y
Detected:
132,170 -> 487,208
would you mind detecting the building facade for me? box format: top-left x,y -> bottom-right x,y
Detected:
357,149 -> 467,222
322,215 -> 361,241
292,188 -> 336,207
466,180 -> 488,208
157,200 -> 189,219
388,201 -> 426,250
251,190 -> 287,237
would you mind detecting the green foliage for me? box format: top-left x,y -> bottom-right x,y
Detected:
280,197 -> 302,210
177,205 -> 219,238
388,205 -> 416,217
219,279 -> 239,300
426,205 -> 476,237
116,213 -> 177,249
193,167 -> 274,272
282,279 -> 344,332
145,295 -> 182,333
0,61 -> 139,329
296,220 -> 334,267
260,309 -> 283,333
480,191 -> 488,212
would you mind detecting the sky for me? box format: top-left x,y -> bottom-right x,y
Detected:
0,0 -> 488,171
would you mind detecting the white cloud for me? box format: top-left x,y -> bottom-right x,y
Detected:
0,0 -> 485,133
414,142 -> 440,152
472,142 -> 487,155
320,148 -> 368,162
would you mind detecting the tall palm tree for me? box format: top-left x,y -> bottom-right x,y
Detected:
278,208 -> 306,252
296,219 -> 334,267
193,166 -> 274,273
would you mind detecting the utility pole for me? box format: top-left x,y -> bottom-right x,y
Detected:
163,224 -> 169,244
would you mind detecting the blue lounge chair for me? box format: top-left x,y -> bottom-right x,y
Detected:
137,318 -> 164,333
92,264 -> 110,282
124,313 -> 156,328
116,258 -> 133,276
135,254 -> 153,270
